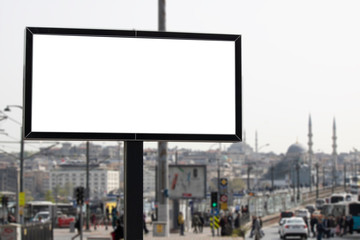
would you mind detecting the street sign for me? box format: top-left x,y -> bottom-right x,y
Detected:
220,194 -> 228,203
211,208 -> 219,216
209,216 -> 220,229
19,192 -> 25,207
220,178 -> 228,187
220,202 -> 228,210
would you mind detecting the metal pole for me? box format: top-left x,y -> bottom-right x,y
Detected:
158,0 -> 166,32
323,166 -> 325,188
124,141 -> 144,240
296,163 -> 300,201
155,1 -> 168,236
80,204 -> 83,240
20,126 -> 24,224
271,164 -> 274,191
316,164 -> 319,199
247,166 -> 252,191
157,141 -> 169,236
344,164 -> 346,191
86,141 -> 90,231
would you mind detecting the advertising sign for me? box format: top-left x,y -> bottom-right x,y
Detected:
24,27 -> 241,142
168,165 -> 206,199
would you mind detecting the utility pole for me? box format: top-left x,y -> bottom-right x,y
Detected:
86,141 -> 90,231
322,166 -> 325,188
155,0 -> 169,236
296,163 -> 300,201
315,163 -> 319,199
271,164 -> 274,191
247,165 -> 253,191
308,115 -> 313,193
344,164 -> 347,191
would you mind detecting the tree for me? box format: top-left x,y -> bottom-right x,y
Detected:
45,190 -> 54,202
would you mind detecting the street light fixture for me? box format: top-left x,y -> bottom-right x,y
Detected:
4,105 -> 24,223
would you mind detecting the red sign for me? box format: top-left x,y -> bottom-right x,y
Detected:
3,228 -> 13,234
182,193 -> 192,197
220,194 -> 228,202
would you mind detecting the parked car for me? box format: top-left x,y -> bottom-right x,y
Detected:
280,211 -> 294,219
279,217 -> 308,239
305,204 -> 316,214
295,209 -> 311,221
57,214 -> 75,228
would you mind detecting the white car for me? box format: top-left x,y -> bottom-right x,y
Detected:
315,199 -> 325,210
32,211 -> 51,223
279,217 -> 308,239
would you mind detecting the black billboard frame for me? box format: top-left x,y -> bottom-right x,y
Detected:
23,27 -> 242,142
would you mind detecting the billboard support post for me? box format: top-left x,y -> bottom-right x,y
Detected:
124,141 -> 143,240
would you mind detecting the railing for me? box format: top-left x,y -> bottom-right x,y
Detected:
22,222 -> 53,240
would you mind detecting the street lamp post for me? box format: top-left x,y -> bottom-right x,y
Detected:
247,165 -> 253,191
344,164 -> 347,191
296,163 -> 300,201
315,163 -> 319,199
4,105 -> 23,224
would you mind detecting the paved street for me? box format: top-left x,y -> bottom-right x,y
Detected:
54,222 -> 360,240
246,224 -> 360,240
54,225 -> 245,240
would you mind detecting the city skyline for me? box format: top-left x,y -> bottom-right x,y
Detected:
2,0 -> 360,154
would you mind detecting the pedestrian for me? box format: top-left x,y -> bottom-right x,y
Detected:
310,214 -> 318,238
105,206 -> 110,229
111,219 -> 124,240
91,213 -> 97,230
143,213 -> 149,234
219,213 -> 228,236
316,218 -> 325,240
322,216 -> 330,238
191,213 -> 200,233
342,215 -> 348,236
151,211 -> 156,225
198,213 -> 204,233
178,212 -> 185,236
329,215 -> 336,237
112,207 -> 118,229
250,216 -> 261,240
71,217 -> 82,240
234,211 -> 240,229
348,215 -> 354,234
303,216 -> 309,236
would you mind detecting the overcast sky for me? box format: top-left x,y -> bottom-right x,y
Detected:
1,0 -> 360,155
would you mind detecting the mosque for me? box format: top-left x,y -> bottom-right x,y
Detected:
263,115 -> 339,188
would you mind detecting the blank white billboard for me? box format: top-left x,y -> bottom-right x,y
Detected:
24,28 -> 241,141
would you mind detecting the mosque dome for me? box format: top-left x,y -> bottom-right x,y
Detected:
227,142 -> 253,154
286,142 -> 307,155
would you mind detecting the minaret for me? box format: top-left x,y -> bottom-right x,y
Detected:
332,117 -> 338,189
255,130 -> 258,154
308,115 -> 313,191
332,118 -> 338,169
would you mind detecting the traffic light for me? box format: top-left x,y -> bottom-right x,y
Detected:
1,196 -> 8,208
211,192 -> 218,208
75,187 -> 84,205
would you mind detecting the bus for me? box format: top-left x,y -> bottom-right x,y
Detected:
330,193 -> 353,203
24,201 -> 53,222
350,183 -> 360,200
55,203 -> 76,217
331,201 -> 360,232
